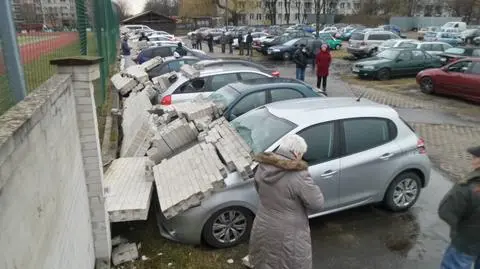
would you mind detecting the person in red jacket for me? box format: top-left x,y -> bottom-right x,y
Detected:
315,44 -> 332,94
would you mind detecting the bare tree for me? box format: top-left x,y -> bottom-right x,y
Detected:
115,0 -> 131,20
284,0 -> 292,25
18,3 -> 42,24
294,0 -> 302,24
263,0 -> 279,25
144,0 -> 179,16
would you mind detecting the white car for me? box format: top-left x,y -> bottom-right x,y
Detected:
121,24 -> 153,34
233,32 -> 268,48
378,39 -> 419,52
148,31 -> 176,40
414,42 -> 452,56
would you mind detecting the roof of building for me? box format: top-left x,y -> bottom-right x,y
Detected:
122,10 -> 175,24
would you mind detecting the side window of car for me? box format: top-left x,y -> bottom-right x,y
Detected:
167,61 -> 184,72
429,44 -> 441,51
472,49 -> 480,57
270,88 -> 304,103
342,118 -> 395,155
297,122 -> 335,164
412,50 -> 425,60
448,61 -> 472,73
230,91 -> 267,118
153,47 -> 171,57
469,62 -> 480,75
239,72 -> 267,80
173,78 -> 206,94
209,73 -> 239,91
367,34 -> 380,40
398,51 -> 412,61
400,42 -> 416,48
442,44 -> 452,51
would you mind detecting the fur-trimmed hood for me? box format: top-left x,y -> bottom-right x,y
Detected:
254,152 -> 308,184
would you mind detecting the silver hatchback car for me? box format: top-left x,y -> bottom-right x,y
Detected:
156,97 -> 431,248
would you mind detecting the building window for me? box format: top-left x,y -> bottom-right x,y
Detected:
250,13 -> 254,19
257,1 -> 262,8
266,14 -> 271,20
305,2 -> 312,9
295,13 -> 299,19
340,3 -> 345,8
285,14 -> 289,20
354,3 -> 360,9
347,2 -> 351,8
257,13 -> 262,20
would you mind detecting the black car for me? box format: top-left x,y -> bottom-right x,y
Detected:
461,29 -> 480,44
267,37 -> 316,60
147,56 -> 200,79
438,47 -> 480,65
135,45 -> 212,64
194,59 -> 279,77
207,77 -> 324,121
258,31 -> 314,55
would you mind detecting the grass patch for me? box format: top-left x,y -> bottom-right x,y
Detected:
112,214 -> 248,269
340,74 -> 417,92
331,48 -> 350,59
17,35 -> 55,45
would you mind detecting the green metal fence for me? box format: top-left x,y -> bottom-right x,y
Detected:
0,0 -> 119,115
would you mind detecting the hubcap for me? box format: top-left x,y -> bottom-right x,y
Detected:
212,210 -> 247,244
422,78 -> 433,91
393,178 -> 418,207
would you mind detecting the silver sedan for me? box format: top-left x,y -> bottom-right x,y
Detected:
156,97 -> 432,248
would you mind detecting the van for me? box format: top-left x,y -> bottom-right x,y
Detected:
347,30 -> 400,57
441,22 -> 467,31
121,24 -> 153,34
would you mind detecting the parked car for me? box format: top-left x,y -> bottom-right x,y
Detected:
460,29 -> 480,44
193,59 -> 280,77
417,58 -> 480,103
207,78 -> 324,121
377,39 -> 419,52
267,37 -> 313,60
422,31 -> 438,42
474,36 -> 480,46
438,47 -> 480,65
233,32 -> 268,49
253,35 -> 276,50
147,56 -> 200,79
158,66 -> 275,104
347,30 -> 400,58
418,26 -> 440,39
427,32 -> 463,46
156,97 -> 431,248
415,42 -> 452,57
318,35 -> 343,50
135,45 -> 210,64
352,48 -> 443,80
319,26 -> 338,35
339,28 -> 361,41
378,24 -> 401,35
258,35 -> 295,55
120,24 -> 153,34
441,21 -> 467,31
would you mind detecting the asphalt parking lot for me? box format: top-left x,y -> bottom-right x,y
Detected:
116,45 -> 479,269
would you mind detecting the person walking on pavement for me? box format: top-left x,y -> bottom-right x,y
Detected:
246,134 -> 324,269
315,43 -> 332,94
238,33 -> 244,55
220,32 -> 227,53
121,35 -> 131,60
191,33 -> 197,49
207,33 -> 214,53
196,33 -> 203,50
293,44 -> 308,81
174,42 -> 187,57
228,33 -> 234,54
438,145 -> 480,269
138,32 -> 149,42
245,32 -> 253,56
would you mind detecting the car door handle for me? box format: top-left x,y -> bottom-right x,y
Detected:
379,153 -> 394,160
320,170 -> 338,177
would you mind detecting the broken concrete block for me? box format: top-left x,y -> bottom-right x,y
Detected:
132,82 -> 145,93
111,236 -> 128,247
140,56 -> 163,71
158,118 -> 198,152
173,102 -> 216,122
145,159 -> 155,182
111,73 -> 137,96
112,243 -> 139,266
152,72 -> 176,92
143,84 -> 158,100
153,143 -> 228,219
180,64 -> 200,78
193,116 -> 212,131
104,157 -> 153,222
149,134 -> 174,163
123,65 -> 149,83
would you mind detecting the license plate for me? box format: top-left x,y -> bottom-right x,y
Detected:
352,67 -> 360,73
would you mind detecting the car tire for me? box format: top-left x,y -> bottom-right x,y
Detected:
283,52 -> 291,60
202,206 -> 254,248
376,68 -> 391,81
335,44 -> 341,50
384,172 -> 422,212
420,76 -> 435,94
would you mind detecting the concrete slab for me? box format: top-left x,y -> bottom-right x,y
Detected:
112,243 -> 139,266
153,143 -> 227,219
111,73 -> 137,96
140,56 -> 163,71
104,157 -> 153,222
173,102 -> 216,122
122,65 -> 149,83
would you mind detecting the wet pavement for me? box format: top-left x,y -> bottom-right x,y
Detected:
310,169 -> 451,269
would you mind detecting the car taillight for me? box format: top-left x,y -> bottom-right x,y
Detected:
160,95 -> 172,105
417,138 -> 426,154
272,71 -> 280,77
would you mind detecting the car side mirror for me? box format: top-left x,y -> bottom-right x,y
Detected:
442,66 -> 449,72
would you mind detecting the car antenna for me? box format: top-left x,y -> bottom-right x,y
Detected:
356,90 -> 367,102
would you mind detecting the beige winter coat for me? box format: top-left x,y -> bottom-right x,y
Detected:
248,151 -> 325,269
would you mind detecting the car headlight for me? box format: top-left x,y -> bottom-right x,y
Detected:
273,49 -> 280,52
363,66 -> 375,70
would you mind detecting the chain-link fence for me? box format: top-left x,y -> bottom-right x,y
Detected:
0,0 -> 119,115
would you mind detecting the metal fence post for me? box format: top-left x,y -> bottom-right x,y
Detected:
0,0 -> 27,103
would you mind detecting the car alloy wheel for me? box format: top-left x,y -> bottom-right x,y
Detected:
420,77 -> 434,94
335,44 -> 341,50
376,68 -> 390,81
203,206 -> 253,248
384,172 -> 422,211
283,52 -> 291,60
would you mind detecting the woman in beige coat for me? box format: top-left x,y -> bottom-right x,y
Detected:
247,134 -> 324,269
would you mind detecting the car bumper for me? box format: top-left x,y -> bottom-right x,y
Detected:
352,67 -> 376,77
347,47 -> 369,56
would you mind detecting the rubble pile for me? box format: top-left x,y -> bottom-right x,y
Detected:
107,59 -> 256,220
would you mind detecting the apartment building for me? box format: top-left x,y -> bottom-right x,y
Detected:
12,0 -> 77,27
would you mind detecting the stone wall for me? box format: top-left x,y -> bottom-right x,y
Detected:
0,58 -> 111,269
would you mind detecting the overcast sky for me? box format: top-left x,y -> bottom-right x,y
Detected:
126,0 -> 146,15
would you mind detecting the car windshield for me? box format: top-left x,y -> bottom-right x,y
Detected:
283,38 -> 300,46
207,85 -> 240,110
445,48 -> 465,55
350,32 -> 365,40
231,107 -> 296,154
382,39 -> 399,47
376,49 -> 400,59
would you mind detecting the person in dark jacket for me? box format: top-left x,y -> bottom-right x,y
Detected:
315,43 -> 332,93
196,34 -> 203,50
248,134 -> 324,269
293,44 -> 308,81
439,145 -> 480,269
207,33 -> 214,53
245,32 -> 253,56
138,32 -> 149,42
238,33 -> 244,55
174,42 -> 187,56
121,36 -> 131,57
228,33 -> 234,54
191,33 -> 197,49
220,32 -> 227,53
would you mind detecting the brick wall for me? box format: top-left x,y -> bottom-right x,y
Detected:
0,75 -> 96,269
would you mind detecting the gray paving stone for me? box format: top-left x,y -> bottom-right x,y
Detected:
122,65 -> 149,84
111,73 -> 137,96
139,56 -> 163,71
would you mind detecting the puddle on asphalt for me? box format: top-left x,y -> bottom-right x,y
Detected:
310,170 -> 452,269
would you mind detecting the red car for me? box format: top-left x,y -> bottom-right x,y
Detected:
416,58 -> 480,103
